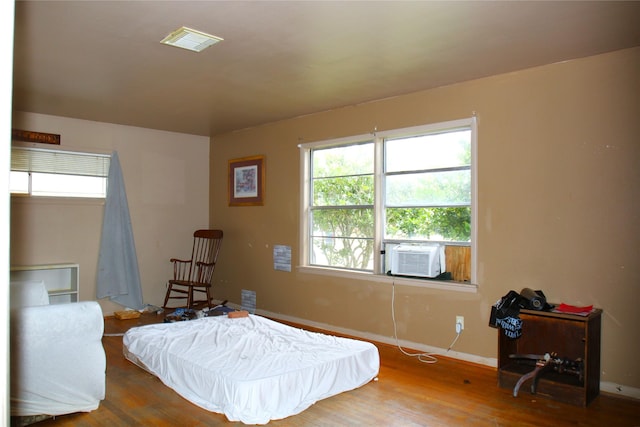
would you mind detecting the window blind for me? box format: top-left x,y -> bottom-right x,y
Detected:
11,147 -> 111,177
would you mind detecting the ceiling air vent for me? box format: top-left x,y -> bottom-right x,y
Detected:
160,26 -> 223,52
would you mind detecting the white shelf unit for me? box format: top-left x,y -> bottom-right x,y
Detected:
10,263 -> 79,304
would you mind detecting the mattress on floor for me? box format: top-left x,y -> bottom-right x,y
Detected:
123,314 -> 379,424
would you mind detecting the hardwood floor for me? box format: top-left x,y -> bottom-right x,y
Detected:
31,312 -> 640,426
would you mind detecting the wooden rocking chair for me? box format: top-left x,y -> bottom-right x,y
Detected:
163,229 -> 223,310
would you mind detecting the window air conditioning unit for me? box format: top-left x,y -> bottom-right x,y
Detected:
390,244 -> 445,278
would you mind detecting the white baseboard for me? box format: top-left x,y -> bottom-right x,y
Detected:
233,305 -> 639,402
250,306 -> 497,368
600,382 -> 640,400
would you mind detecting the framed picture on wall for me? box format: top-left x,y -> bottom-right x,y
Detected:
228,155 -> 265,206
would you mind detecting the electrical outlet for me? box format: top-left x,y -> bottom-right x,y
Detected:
456,315 -> 464,333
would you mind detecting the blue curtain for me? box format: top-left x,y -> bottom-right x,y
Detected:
96,151 -> 144,310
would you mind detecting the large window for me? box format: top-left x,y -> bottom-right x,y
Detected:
10,147 -> 110,198
300,117 -> 477,284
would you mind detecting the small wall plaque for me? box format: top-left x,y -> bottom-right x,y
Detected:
12,129 -> 61,145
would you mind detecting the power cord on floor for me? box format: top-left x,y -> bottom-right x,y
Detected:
391,281 -> 462,364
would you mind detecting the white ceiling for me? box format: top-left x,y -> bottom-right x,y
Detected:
12,1 -> 640,137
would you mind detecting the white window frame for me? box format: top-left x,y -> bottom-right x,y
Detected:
299,117 -> 478,292
10,146 -> 111,199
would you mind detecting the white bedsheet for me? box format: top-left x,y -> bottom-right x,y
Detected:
123,314 -> 379,424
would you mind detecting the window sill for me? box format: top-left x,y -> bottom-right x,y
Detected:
296,265 -> 478,293
10,195 -> 105,206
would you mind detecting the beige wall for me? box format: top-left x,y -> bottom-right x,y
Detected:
10,112 -> 210,314
210,47 -> 640,393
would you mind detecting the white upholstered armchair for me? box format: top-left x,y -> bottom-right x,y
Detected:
10,280 -> 106,419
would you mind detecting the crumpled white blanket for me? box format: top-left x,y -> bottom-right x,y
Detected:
123,314 -> 379,424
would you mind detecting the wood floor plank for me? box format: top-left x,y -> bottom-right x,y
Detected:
28,313 -> 640,426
